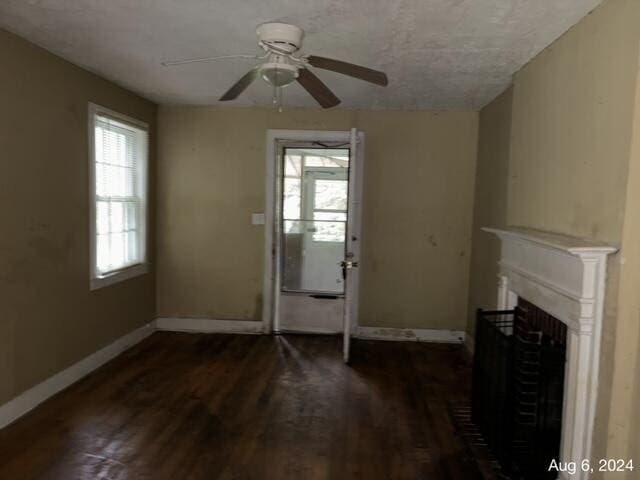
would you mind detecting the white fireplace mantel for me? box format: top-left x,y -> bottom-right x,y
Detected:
482,226 -> 617,480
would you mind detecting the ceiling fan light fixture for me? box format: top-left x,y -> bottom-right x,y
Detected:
260,63 -> 298,87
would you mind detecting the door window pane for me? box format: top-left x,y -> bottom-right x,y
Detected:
282,220 -> 345,292
280,148 -> 349,294
314,180 -> 348,210
284,154 -> 302,177
312,220 -> 346,243
283,178 -> 301,221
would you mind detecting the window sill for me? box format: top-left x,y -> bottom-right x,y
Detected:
90,263 -> 149,291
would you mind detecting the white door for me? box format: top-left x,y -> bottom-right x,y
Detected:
301,169 -> 348,293
342,128 -> 361,363
272,132 -> 363,342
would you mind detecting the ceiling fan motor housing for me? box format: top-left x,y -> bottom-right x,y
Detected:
256,23 -> 304,53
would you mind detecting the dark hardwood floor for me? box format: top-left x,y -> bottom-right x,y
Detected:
0,333 -> 486,479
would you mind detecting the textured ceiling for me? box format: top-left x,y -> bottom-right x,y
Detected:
0,0 -> 602,110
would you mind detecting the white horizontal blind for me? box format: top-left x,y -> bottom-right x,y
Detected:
93,114 -> 147,276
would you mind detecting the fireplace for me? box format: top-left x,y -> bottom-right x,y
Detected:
478,227 -> 617,480
473,300 -> 568,479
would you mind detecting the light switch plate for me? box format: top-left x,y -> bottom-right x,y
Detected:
251,213 -> 265,225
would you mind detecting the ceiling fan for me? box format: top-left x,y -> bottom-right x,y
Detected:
161,23 -> 388,108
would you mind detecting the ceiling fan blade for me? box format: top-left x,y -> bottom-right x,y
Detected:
296,68 -> 341,108
219,67 -> 261,101
306,55 -> 388,86
162,54 -> 261,67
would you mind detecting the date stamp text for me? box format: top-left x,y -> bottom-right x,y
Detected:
549,458 -> 634,475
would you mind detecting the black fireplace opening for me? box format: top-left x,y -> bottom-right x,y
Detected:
471,298 -> 567,480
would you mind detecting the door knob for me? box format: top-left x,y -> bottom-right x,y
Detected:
340,260 -> 358,280
340,261 -> 359,269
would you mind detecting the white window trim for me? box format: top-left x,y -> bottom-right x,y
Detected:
88,103 -> 149,291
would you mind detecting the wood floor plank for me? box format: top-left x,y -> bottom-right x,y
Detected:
0,333 -> 485,480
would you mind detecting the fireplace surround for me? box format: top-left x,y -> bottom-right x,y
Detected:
482,227 -> 617,480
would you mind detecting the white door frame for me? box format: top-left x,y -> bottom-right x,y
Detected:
262,129 -> 365,334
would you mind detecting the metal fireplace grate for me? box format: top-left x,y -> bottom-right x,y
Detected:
472,300 -> 567,480
472,309 -> 515,470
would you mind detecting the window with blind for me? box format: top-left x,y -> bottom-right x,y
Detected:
89,104 -> 148,289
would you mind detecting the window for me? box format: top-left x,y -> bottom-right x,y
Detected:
311,179 -> 348,242
89,104 -> 148,290
281,148 -> 349,241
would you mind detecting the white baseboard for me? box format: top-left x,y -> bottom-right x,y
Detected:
355,326 -> 465,344
155,317 -> 264,334
0,322 -> 154,430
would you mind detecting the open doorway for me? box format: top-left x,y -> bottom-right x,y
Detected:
263,130 -> 364,361
279,146 -> 349,333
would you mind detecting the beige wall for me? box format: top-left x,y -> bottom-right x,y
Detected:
465,87 -> 513,340
609,42 -> 640,473
508,2 -> 640,242
0,29 -> 157,406
157,108 -> 478,331
466,0 -> 640,475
